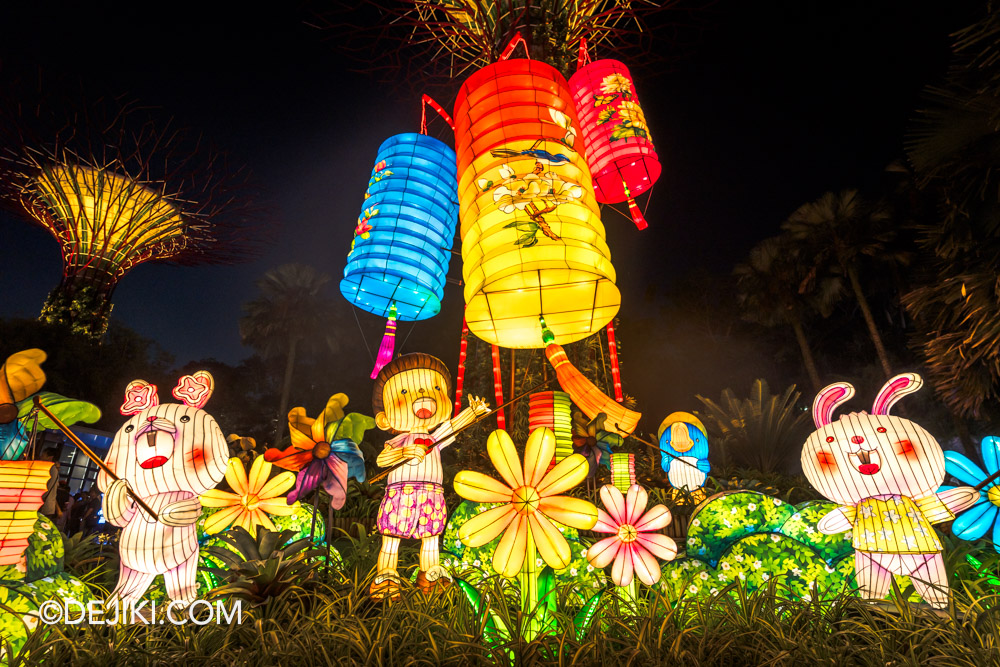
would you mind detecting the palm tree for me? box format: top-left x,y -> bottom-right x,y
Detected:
781,190 -> 907,380
240,264 -> 336,443
734,235 -> 837,392
901,6 -> 1000,419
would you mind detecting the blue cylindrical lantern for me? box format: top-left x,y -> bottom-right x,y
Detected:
340,133 -> 458,321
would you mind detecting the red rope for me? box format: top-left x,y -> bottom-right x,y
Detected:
499,32 -> 529,61
454,316 -> 469,415
491,344 -> 506,429
606,321 -> 624,402
420,94 -> 455,135
577,37 -> 591,70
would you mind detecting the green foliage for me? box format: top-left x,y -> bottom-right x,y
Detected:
15,392 -> 100,432
696,379 -> 811,473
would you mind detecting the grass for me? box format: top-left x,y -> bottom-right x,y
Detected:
9,530 -> 1000,666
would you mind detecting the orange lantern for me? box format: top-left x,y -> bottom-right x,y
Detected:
569,58 -> 660,229
455,58 -> 621,348
0,461 -> 53,564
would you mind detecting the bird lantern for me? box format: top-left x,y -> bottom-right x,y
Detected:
340,133 -> 459,377
528,390 -> 574,462
454,58 -> 621,348
569,58 -> 660,229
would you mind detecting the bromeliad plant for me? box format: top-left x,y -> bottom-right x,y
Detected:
453,427 -> 597,640
203,527 -> 326,605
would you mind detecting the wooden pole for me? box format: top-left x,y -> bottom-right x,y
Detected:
33,397 -> 159,521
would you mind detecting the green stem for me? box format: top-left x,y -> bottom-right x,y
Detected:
520,530 -> 540,640
616,577 -> 638,613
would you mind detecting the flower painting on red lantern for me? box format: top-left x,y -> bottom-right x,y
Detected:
373,354 -> 454,434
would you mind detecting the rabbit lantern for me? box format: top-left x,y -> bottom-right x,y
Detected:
801,373 -> 979,608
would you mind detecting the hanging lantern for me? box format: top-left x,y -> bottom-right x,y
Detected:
528,391 -> 574,461
340,132 -> 459,341
609,453 -> 636,493
569,58 -> 660,229
455,58 -> 621,348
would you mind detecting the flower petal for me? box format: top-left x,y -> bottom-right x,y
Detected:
263,447 -> 313,472
493,513 -> 528,578
599,485 -> 627,525
233,507 -> 256,533
225,458 -> 249,497
257,470 -> 296,499
322,456 -> 349,510
634,504 -> 672,533
631,543 -> 662,586
982,436 -> 1000,477
593,508 -> 619,534
954,502 -> 997,540
586,535 -> 622,569
524,428 -> 556,487
252,508 -> 276,533
611,543 -> 634,587
311,409 -> 327,444
460,504 -> 516,547
535,453 -> 588,497
288,422 -> 317,454
454,471 -> 513,503
288,460 -> 323,504
945,451 -> 987,486
247,455 -> 271,495
625,485 -> 648,525
529,512 -> 572,570
199,489 -> 240,508
258,498 -> 297,516
636,532 -> 677,562
203,504 -> 245,535
994,516 -> 1000,555
487,430 -> 524,489
539,496 -> 597,530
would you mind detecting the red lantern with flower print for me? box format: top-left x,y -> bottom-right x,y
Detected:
569,58 -> 660,229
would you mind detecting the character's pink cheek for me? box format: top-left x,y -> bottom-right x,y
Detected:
816,451 -> 837,469
894,439 -> 917,458
186,448 -> 206,469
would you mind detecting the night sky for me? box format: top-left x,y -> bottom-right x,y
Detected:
0,1 -> 985,426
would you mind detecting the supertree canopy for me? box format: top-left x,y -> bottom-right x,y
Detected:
0,101 -> 254,339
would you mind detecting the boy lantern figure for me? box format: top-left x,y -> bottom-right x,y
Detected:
801,373 -> 979,608
371,353 -> 489,598
99,372 -> 229,605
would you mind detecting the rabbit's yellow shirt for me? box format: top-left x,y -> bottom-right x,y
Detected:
841,495 -> 954,554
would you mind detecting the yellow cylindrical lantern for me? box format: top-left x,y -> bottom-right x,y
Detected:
454,59 -> 621,348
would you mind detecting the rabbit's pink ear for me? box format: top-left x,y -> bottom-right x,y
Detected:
872,373 -> 923,415
121,380 -> 159,416
812,382 -> 855,428
173,371 -> 215,409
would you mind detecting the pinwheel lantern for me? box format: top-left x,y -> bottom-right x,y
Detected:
569,59 -> 660,229
340,133 -> 459,377
455,58 -> 621,348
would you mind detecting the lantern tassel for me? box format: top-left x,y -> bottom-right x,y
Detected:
540,319 -> 641,437
626,198 -> 648,230
369,305 -> 398,379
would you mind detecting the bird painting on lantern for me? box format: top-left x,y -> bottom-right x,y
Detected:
370,353 -> 490,599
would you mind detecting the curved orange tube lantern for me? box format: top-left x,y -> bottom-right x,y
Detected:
454,59 -> 621,348
569,60 -> 661,229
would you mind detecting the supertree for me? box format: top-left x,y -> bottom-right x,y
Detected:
326,0 -> 695,91
0,95 -> 256,339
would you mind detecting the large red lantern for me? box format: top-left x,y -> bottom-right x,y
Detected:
569,58 -> 660,229
454,57 -> 621,348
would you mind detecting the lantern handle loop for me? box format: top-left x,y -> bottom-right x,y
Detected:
577,37 -> 591,70
420,94 -> 455,134
499,32 -> 530,61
